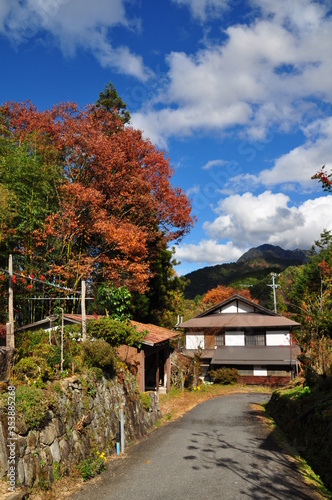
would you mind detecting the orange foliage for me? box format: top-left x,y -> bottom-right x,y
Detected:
2,101 -> 195,292
202,285 -> 257,306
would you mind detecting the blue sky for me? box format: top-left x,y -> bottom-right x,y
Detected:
1,0 -> 332,276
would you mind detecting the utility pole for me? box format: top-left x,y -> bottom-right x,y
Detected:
81,280 -> 87,341
6,254 -> 15,348
268,273 -> 279,314
58,307 -> 64,372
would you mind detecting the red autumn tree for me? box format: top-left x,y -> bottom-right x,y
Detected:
312,165 -> 332,191
202,285 -> 257,307
1,101 -> 194,294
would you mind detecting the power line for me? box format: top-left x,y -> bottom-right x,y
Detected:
0,268 -> 81,294
21,297 -> 94,301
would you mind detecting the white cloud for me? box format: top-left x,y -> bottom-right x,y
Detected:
258,117 -> 332,188
253,0 -> 329,31
185,185 -> 201,196
211,191 -> 332,249
202,159 -> 228,170
176,192 -> 332,265
133,0 -> 332,145
171,0 -> 230,21
204,191 -> 303,247
175,239 -> 244,264
269,197 -> 332,249
0,0 -> 151,81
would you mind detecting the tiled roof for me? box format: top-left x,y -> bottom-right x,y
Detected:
63,314 -> 103,323
130,321 -> 179,346
178,313 -> 300,329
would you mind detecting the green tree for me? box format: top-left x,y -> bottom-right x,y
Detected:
96,81 -> 131,124
0,126 -> 62,325
93,284 -> 132,321
0,130 -> 61,258
286,230 -> 332,345
132,246 -> 187,327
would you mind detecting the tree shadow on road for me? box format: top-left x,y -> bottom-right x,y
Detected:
183,422 -> 323,499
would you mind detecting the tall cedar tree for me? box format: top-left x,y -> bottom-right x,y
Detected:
96,81 -> 131,124
0,101 -> 194,299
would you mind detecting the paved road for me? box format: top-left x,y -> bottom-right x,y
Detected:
71,393 -> 323,500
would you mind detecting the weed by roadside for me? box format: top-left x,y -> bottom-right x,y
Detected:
76,451 -> 107,481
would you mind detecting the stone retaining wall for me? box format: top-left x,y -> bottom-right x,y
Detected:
0,373 -> 161,488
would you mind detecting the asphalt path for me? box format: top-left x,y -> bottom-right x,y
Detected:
71,393 -> 323,500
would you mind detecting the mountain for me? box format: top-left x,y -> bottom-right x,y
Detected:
183,244 -> 308,300
237,244 -> 308,265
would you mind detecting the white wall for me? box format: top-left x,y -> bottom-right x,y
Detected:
221,300 -> 255,314
186,334 -> 205,350
225,331 -> 245,346
266,331 -> 290,346
221,303 -> 238,313
253,366 -> 267,376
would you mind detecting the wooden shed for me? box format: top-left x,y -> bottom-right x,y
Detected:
117,321 -> 179,393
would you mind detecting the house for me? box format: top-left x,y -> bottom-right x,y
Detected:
15,315 -> 178,393
176,294 -> 301,386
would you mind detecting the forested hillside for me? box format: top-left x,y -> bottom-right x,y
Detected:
184,244 -> 308,301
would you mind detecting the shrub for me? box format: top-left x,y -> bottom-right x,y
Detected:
208,367 -> 239,385
16,330 -> 48,355
13,357 -> 54,382
46,344 -> 71,370
82,339 -> 116,375
86,318 -> 146,347
14,385 -> 57,429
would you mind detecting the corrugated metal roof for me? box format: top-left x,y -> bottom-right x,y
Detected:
211,346 -> 300,365
178,313 -> 300,329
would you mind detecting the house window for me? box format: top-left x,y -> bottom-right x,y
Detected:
267,369 -> 290,376
246,332 -> 265,346
215,334 -> 225,347
238,369 -> 253,375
